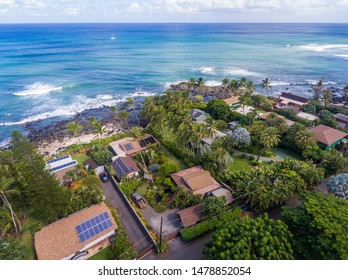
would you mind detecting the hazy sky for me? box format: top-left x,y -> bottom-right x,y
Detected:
1,0 -> 348,23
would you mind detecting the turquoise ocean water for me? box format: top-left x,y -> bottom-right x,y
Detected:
0,23 -> 348,142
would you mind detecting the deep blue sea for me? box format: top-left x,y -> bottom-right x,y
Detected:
1,23 -> 348,142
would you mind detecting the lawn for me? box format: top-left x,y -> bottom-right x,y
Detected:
229,155 -> 253,172
159,146 -> 187,170
137,183 -> 150,196
87,247 -> 111,260
72,153 -> 90,166
21,217 -> 42,260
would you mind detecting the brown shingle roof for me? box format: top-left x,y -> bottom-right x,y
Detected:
177,204 -> 203,228
310,124 -> 348,146
170,166 -> 221,195
34,202 -> 117,260
120,134 -> 160,155
280,92 -> 308,103
223,96 -> 240,106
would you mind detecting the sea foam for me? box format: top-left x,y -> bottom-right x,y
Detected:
13,82 -> 62,96
298,44 -> 348,52
224,69 -> 263,77
199,67 -> 216,75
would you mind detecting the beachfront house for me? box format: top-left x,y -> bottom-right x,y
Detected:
45,155 -> 77,185
310,124 -> 348,149
111,155 -> 140,182
34,202 -> 117,260
296,112 -> 319,122
170,166 -> 221,196
83,158 -> 104,174
190,109 -> 209,123
335,113 -> 348,129
223,96 -> 241,107
277,92 -> 309,110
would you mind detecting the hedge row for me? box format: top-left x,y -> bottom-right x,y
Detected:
180,207 -> 242,242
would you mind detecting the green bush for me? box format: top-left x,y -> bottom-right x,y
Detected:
180,208 -> 242,242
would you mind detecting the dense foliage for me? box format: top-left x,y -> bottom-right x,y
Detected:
206,98 -> 231,121
282,191 -> 348,259
202,196 -> 227,217
327,173 -> 348,200
223,159 -> 324,211
89,143 -> 113,165
203,214 -> 293,260
0,237 -> 25,260
108,231 -> 137,260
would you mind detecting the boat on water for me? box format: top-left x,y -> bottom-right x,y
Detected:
110,33 -> 116,40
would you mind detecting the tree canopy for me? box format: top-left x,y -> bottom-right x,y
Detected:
203,214 -> 293,260
206,98 -> 231,121
282,191 -> 348,260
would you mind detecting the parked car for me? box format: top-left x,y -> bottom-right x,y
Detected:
99,173 -> 109,183
132,192 -> 147,209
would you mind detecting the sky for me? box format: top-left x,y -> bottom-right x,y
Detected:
0,0 -> 348,23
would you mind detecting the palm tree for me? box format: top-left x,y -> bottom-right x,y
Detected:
293,129 -> 317,150
109,106 -> 120,130
313,80 -> 325,101
257,127 -> 281,161
190,124 -> 209,154
88,117 -> 106,141
196,77 -> 206,89
119,110 -> 130,130
247,109 -> 259,127
210,139 -> 231,170
0,176 -> 21,235
262,78 -> 272,96
189,78 -> 197,89
239,95 -> 253,115
0,207 -> 14,237
66,121 -> 83,149
322,89 -> 332,107
343,85 -> 348,103
127,97 -> 140,127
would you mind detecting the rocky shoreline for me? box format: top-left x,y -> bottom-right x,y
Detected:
1,82 -> 347,152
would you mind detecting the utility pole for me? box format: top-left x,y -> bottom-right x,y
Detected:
159,216 -> 163,252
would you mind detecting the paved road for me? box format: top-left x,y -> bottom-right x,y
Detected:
101,180 -> 152,254
142,234 -> 212,260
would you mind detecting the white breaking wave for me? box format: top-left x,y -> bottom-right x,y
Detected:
306,80 -> 337,85
270,81 -> 291,86
333,54 -> 348,60
205,80 -> 221,86
298,44 -> 348,52
1,91 -> 158,127
13,82 -> 63,96
199,67 -> 216,75
224,69 -> 263,77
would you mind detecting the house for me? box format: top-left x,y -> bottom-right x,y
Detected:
34,202 -> 117,260
234,105 -> 254,116
111,155 -> 140,181
208,188 -> 234,204
278,92 -> 309,109
223,96 -> 241,107
177,204 -> 203,228
310,124 -> 348,149
190,109 -> 209,123
46,155 -> 77,185
228,121 -> 240,130
202,130 -> 227,146
109,135 -> 159,157
83,158 -> 104,174
335,113 -> 348,129
170,166 -> 221,196
297,112 -> 318,122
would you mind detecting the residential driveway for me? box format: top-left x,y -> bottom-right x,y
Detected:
101,180 -> 153,254
140,207 -> 181,237
141,234 -> 212,260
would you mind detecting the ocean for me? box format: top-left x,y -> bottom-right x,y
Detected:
1,23 -> 348,143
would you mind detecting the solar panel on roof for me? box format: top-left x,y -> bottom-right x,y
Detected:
125,143 -> 134,151
75,212 -> 113,243
46,155 -> 70,164
50,160 -> 77,172
112,158 -> 132,178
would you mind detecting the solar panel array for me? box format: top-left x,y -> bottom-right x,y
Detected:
76,212 -> 113,243
124,143 -> 134,151
139,137 -> 156,148
112,158 -> 131,178
46,155 -> 70,164
50,160 -> 77,172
